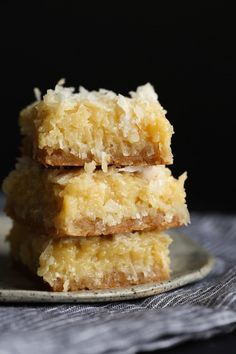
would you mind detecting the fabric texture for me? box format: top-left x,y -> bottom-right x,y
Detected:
0,209 -> 236,354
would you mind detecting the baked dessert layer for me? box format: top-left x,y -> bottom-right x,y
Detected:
3,158 -> 189,237
8,222 -> 172,291
20,82 -> 173,169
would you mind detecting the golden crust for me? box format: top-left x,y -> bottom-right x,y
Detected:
51,269 -> 169,292
11,264 -> 171,291
71,214 -> 182,237
6,207 -> 181,237
36,145 -> 167,167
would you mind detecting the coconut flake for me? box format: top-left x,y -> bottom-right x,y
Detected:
57,78 -> 66,86
101,152 -> 108,173
33,87 -> 41,101
84,161 -> 96,174
129,83 -> 158,101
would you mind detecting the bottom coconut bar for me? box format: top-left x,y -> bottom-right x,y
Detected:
8,223 -> 172,292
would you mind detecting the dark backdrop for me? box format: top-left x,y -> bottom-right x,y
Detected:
1,1 -> 235,212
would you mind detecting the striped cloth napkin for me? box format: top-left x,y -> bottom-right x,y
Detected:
0,212 -> 236,354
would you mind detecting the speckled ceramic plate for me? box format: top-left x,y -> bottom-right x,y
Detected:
0,215 -> 214,303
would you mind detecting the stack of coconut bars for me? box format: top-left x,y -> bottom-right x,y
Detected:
3,82 -> 189,292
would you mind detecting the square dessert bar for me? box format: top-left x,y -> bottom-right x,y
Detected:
9,222 -> 172,291
20,82 -> 173,169
3,158 -> 189,237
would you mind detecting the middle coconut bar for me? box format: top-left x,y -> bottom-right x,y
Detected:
3,158 -> 189,237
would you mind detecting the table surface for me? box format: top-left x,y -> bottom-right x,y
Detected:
142,330 -> 236,353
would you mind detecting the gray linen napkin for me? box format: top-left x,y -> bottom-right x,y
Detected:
0,212 -> 236,354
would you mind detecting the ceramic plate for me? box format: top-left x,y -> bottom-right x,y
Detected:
0,215 -> 214,303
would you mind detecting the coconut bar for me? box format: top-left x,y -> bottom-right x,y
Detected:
8,222 -> 172,291
20,82 -> 173,169
3,158 -> 189,237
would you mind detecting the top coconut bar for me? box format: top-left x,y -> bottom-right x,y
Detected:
20,81 -> 173,170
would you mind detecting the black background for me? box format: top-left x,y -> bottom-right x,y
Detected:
0,1 -> 235,212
